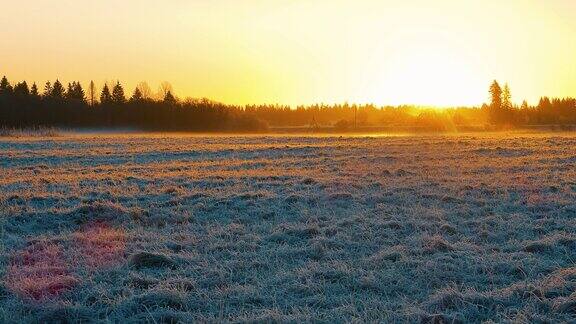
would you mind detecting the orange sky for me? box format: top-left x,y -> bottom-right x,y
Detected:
1,0 -> 575,106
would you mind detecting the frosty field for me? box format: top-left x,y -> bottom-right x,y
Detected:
1,132 -> 575,323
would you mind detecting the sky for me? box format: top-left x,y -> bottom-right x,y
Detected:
1,0 -> 575,107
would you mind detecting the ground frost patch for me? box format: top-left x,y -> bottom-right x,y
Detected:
0,132 -> 575,322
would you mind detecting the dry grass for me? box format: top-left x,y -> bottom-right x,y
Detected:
0,131 -> 575,322
0,127 -> 60,138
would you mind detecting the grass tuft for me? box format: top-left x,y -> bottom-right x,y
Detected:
128,252 -> 178,270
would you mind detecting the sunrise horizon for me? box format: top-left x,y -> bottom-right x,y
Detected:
0,74 -> 543,108
2,2 -> 576,323
3,0 -> 576,107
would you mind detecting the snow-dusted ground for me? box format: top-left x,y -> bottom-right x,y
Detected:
1,132 -> 575,322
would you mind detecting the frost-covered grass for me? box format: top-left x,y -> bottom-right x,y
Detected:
0,132 -> 575,323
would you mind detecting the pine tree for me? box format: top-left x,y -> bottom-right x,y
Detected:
489,80 -> 502,110
538,97 -> 552,110
100,84 -> 112,104
502,83 -> 512,109
43,81 -> 52,97
30,83 -> 39,97
112,81 -> 126,104
77,82 -> 86,101
14,81 -> 30,97
0,76 -> 12,94
130,87 -> 143,102
66,82 -> 75,99
488,80 -> 504,125
69,82 -> 85,101
51,80 -> 65,99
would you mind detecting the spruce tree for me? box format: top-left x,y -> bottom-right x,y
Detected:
539,97 -> 552,110
112,82 -> 126,104
100,84 -> 112,104
14,81 -> 30,97
71,82 -> 85,101
488,80 -> 503,124
130,87 -> 143,102
489,81 -> 502,110
30,83 -> 39,97
43,81 -> 52,97
51,80 -> 65,99
66,82 -> 75,99
502,84 -> 512,110
77,82 -> 86,101
0,76 -> 12,94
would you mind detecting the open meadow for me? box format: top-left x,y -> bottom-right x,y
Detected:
1,132 -> 575,323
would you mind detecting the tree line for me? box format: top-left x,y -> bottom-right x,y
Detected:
486,80 -> 576,126
0,75 -> 575,132
0,77 -> 266,132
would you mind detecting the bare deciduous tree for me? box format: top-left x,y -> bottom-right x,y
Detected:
88,80 -> 96,106
136,82 -> 153,99
158,81 -> 173,100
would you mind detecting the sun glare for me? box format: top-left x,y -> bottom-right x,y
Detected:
2,1 -> 576,106
364,45 -> 485,107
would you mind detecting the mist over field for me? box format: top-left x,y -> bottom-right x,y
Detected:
1,132 -> 575,322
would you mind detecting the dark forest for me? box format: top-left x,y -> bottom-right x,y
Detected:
1,76 -> 575,132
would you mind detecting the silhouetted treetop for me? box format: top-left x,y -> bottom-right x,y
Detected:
502,83 -> 512,109
130,87 -> 143,102
43,81 -> 52,97
66,82 -> 85,102
112,82 -> 126,104
163,90 -> 176,104
50,80 -> 66,100
14,81 -> 30,97
158,81 -> 173,100
489,80 -> 502,110
100,84 -> 112,104
30,83 -> 39,97
0,76 -> 12,94
136,82 -> 152,99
